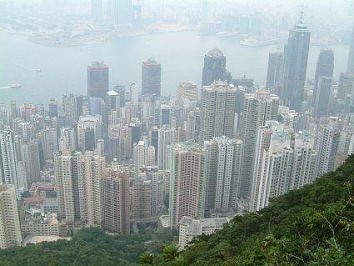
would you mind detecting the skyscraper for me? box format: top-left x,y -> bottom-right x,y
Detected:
313,49 -> 334,105
250,121 -> 293,211
266,51 -> 284,92
176,82 -> 198,105
239,89 -> 280,199
77,115 -> 102,152
316,117 -> 341,176
314,76 -> 332,119
290,131 -> 317,190
102,166 -> 130,234
200,81 -> 236,141
157,126 -> 176,170
91,0 -> 103,22
0,184 -> 22,249
113,0 -> 133,26
87,62 -> 109,99
202,48 -> 227,86
54,151 -> 105,225
169,143 -> 206,228
347,21 -> 354,72
204,137 -> 243,213
282,22 -> 311,111
131,178 -> 152,219
0,130 -> 19,194
142,59 -> 161,97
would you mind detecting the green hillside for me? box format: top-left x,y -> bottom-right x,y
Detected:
147,155 -> 354,265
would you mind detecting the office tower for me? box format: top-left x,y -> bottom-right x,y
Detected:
290,131 -> 317,190
40,127 -> 58,161
48,98 -> 58,118
106,90 -> 120,113
0,185 -> 22,249
131,178 -> 152,219
282,22 -> 311,111
89,97 -> 105,116
202,48 -> 227,86
314,76 -> 332,119
0,130 -> 19,192
176,82 -> 198,105
62,94 -> 79,126
87,62 -> 109,99
204,137 -> 243,213
337,72 -> 354,100
102,166 -> 130,234
142,59 -> 161,97
239,89 -> 280,199
113,0 -> 133,26
21,140 -> 41,185
347,21 -> 354,72
200,81 -> 236,141
250,121 -> 293,211
179,216 -> 229,250
160,104 -> 171,127
316,117 -> 341,176
313,49 -> 334,104
169,143 -> 206,228
91,0 -> 103,22
266,51 -> 284,92
113,84 -> 126,108
157,126 -> 176,170
77,115 -> 102,152
59,127 -> 76,152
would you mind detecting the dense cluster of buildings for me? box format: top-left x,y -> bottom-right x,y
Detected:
1,18 -> 354,250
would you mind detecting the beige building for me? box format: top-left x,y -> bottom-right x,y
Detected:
0,184 -> 22,249
131,178 -> 152,219
102,166 -> 130,234
200,81 -> 237,141
178,216 -> 229,250
169,143 -> 206,228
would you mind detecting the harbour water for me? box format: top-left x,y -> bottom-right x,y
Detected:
0,30 -> 349,104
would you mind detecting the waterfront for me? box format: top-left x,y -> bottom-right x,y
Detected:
0,30 -> 350,104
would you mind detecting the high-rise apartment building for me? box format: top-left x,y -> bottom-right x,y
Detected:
102,166 -> 130,234
87,62 -> 109,99
200,81 -> 236,141
290,131 -> 317,190
282,22 -> 311,111
202,48 -> 227,86
0,130 -> 20,194
0,184 -> 22,249
157,126 -> 176,170
176,82 -> 198,105
21,139 -> 41,185
316,117 -> 341,176
250,121 -> 293,211
204,137 -> 243,213
239,89 -> 280,199
142,59 -> 161,97
169,143 -> 206,228
131,178 -> 152,219
54,151 -> 105,225
77,115 -> 102,152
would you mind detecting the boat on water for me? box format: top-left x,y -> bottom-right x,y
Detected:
10,83 -> 21,88
32,68 -> 42,73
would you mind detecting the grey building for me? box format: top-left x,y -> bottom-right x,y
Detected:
282,23 -> 311,111
202,48 -> 227,86
142,58 -> 161,97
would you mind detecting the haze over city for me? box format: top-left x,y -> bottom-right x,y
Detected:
0,1 -> 353,265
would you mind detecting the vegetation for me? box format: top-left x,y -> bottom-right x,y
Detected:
149,155 -> 354,265
0,228 -> 175,266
